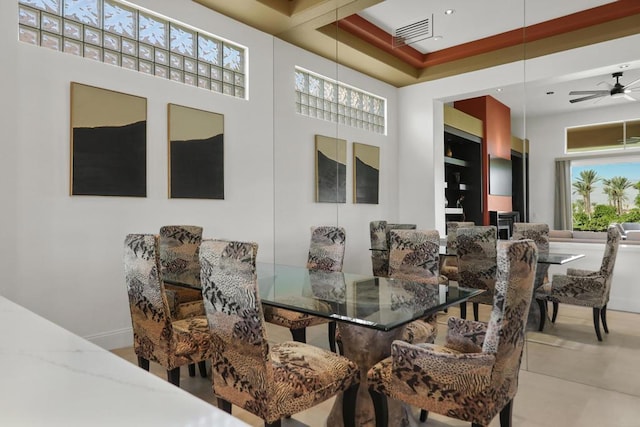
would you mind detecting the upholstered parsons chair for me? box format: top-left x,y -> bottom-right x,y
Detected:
159,225 -> 205,320
440,221 -> 475,282
387,229 -> 441,345
457,225 -> 498,321
368,239 -> 538,427
123,234 -> 211,387
535,224 -> 621,341
199,239 -> 360,427
263,226 -> 345,352
369,221 -> 417,277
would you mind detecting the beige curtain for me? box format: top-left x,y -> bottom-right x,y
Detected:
554,160 -> 572,230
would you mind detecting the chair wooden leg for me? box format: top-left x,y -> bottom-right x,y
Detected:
290,327 -> 306,343
419,409 -> 428,422
473,303 -> 479,321
601,305 -> 609,334
536,299 -> 546,331
551,302 -> 559,323
188,364 -> 196,377
328,321 -> 337,353
198,361 -> 208,377
368,389 -> 388,427
265,421 -> 281,427
167,367 -> 180,387
137,356 -> 149,371
593,308 -> 603,341
217,398 -> 232,414
472,423 -> 484,427
342,384 -> 359,427
499,399 -> 513,427
337,339 -> 344,356
460,302 -> 467,319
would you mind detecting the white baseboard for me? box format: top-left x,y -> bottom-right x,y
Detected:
85,327 -> 133,350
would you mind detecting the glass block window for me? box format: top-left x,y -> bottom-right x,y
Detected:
295,67 -> 386,134
17,0 -> 247,99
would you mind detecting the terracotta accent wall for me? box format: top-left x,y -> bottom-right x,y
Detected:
454,96 -> 512,224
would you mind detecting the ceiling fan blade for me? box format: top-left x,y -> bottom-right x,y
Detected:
623,76 -> 640,90
569,93 -> 608,103
624,94 -> 637,101
568,90 -> 609,95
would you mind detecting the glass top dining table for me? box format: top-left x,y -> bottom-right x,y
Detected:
255,263 -> 483,331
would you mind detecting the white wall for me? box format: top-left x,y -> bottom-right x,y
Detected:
272,40 -> 399,275
1,0 -> 399,348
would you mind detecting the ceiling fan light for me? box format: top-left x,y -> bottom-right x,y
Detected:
611,92 -> 625,99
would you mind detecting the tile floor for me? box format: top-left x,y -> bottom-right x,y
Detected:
112,303 -> 640,426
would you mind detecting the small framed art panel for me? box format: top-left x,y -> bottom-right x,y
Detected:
315,135 -> 346,203
70,82 -> 147,197
353,142 -> 379,204
168,104 -> 224,199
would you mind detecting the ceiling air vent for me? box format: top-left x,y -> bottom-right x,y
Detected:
393,15 -> 433,48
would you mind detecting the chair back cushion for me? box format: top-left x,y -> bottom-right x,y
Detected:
370,221 -> 389,277
457,226 -> 497,304
388,229 -> 440,284
124,234 -> 173,366
307,226 -> 346,272
512,223 -> 549,288
445,221 -> 475,253
199,240 -> 270,408
159,225 -> 203,287
483,239 -> 537,396
601,225 -> 622,300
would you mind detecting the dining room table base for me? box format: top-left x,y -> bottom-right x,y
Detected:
326,323 -> 411,427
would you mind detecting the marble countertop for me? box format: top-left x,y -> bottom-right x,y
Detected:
0,295 -> 249,427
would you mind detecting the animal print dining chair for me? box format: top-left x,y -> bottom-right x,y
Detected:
123,234 -> 211,387
440,221 -> 475,282
263,226 -> 345,352
199,239 -> 360,427
368,239 -> 538,427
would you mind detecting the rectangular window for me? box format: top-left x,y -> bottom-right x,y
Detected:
18,0 -> 248,99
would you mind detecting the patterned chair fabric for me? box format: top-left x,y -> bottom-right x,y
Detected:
369,221 -> 417,277
457,225 -> 498,308
535,225 -> 621,341
123,234 -> 212,384
263,226 -> 346,351
440,221 -> 475,282
387,229 -> 442,345
199,239 -> 360,425
159,225 -> 205,319
368,239 -> 538,427
512,223 -> 550,288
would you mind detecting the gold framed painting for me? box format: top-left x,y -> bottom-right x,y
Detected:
315,135 -> 347,203
353,142 -> 379,204
168,103 -> 224,199
70,82 -> 147,197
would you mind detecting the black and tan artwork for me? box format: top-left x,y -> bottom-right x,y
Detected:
315,135 -> 346,203
71,82 -> 147,197
353,142 -> 379,204
168,104 -> 224,199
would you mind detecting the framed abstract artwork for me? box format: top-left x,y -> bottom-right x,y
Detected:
353,142 -> 380,204
315,135 -> 347,203
168,104 -> 224,199
70,82 -> 147,197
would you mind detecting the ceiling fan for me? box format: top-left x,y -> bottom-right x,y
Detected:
569,72 -> 640,104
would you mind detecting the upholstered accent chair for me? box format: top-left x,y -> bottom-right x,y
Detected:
124,234 -> 211,387
369,221 -> 417,277
535,224 -> 621,341
457,225 -> 498,321
199,239 -> 360,427
387,229 -> 442,345
512,223 -> 550,289
159,225 -> 205,320
263,226 -> 345,352
440,221 -> 475,282
368,239 -> 538,427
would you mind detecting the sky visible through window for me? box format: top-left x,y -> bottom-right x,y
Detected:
572,161 -> 640,209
